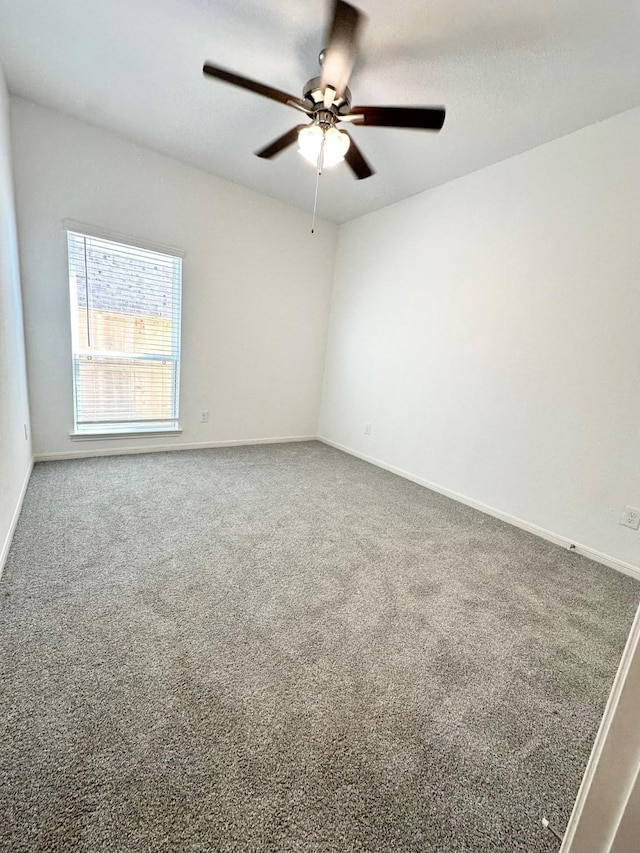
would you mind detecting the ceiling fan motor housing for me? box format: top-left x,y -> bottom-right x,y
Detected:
303,77 -> 352,117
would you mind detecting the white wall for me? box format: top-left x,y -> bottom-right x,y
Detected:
0,67 -> 31,568
320,108 -> 640,568
10,98 -> 337,458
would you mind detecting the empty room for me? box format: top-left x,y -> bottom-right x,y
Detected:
1,1 -> 639,851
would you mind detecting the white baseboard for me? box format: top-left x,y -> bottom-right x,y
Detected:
34,435 -> 317,462
318,436 -> 640,583
0,458 -> 34,578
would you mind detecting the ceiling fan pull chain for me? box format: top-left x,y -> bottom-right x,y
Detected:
311,138 -> 325,234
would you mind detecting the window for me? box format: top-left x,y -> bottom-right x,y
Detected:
67,230 -> 182,435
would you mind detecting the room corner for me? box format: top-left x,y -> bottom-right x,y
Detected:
0,58 -> 32,574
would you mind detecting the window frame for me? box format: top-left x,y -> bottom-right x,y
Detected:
65,223 -> 184,439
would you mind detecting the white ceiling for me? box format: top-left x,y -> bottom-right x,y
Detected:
0,0 -> 638,224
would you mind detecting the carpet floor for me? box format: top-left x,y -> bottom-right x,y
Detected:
0,441 -> 638,852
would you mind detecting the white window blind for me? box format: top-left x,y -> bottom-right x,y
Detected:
67,231 -> 182,433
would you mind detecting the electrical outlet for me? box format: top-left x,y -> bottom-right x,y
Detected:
620,507 -> 640,530
364,423 -> 371,435
200,410 -> 209,424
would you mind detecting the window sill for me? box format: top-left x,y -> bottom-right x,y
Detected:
70,429 -> 182,441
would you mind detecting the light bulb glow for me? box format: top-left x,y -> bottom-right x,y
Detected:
298,125 -> 324,165
298,124 -> 350,167
323,127 -> 350,165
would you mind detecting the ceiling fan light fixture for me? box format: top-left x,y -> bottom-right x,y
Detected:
298,124 -> 323,164
324,126 -> 350,165
298,124 -> 350,167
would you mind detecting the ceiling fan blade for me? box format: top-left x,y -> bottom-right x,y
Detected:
343,132 -> 374,180
320,0 -> 364,99
203,63 -> 307,110
255,125 -> 307,159
349,105 -> 446,131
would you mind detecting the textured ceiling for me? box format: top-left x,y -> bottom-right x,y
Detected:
0,0 -> 638,223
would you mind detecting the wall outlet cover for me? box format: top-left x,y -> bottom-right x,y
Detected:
620,507 -> 640,530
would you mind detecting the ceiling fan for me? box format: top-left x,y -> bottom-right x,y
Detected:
203,0 -> 446,180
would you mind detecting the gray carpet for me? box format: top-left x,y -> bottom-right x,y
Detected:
0,441 -> 638,852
